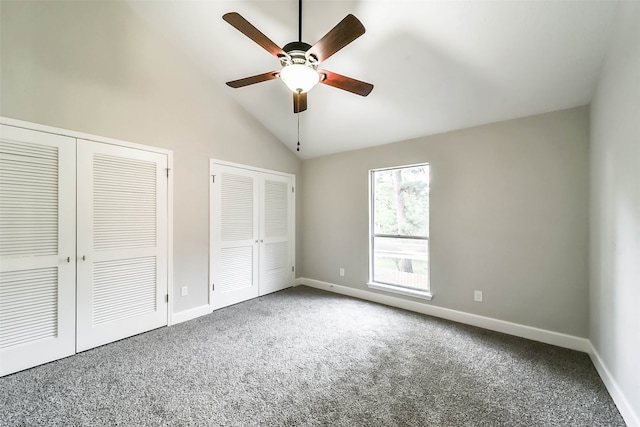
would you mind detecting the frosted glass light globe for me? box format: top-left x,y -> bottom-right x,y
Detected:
279,64 -> 320,93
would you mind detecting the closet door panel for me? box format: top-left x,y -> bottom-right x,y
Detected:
0,125 -> 76,376
210,164 -> 260,310
259,174 -> 294,295
76,140 -> 168,352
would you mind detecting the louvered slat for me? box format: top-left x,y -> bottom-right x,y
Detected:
263,242 -> 288,283
264,180 -> 288,238
0,140 -> 58,257
219,246 -> 253,292
0,267 -> 58,349
92,154 -> 157,250
92,257 -> 157,326
221,173 -> 254,241
0,139 -> 59,157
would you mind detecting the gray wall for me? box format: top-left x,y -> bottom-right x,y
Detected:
0,1 -> 302,313
590,1 -> 640,421
301,107 -> 590,337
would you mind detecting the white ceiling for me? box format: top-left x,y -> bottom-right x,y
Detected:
128,1 -> 619,159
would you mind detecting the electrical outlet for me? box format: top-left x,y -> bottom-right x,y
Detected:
474,290 -> 483,302
339,268 -> 345,277
181,286 -> 188,297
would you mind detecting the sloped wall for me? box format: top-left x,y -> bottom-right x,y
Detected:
0,1 -> 301,313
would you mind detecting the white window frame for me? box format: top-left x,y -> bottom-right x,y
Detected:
368,163 -> 432,300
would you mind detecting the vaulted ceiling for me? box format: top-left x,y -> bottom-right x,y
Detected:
128,1 -> 619,159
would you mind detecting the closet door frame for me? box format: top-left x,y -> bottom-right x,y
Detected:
209,159 -> 295,310
0,117 -> 175,326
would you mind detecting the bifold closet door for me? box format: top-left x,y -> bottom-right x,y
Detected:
259,173 -> 294,296
76,140 -> 168,352
0,125 -> 76,376
210,162 -> 294,310
210,164 -> 260,310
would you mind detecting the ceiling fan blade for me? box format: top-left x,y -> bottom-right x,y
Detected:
226,71 -> 279,88
319,70 -> 373,96
223,12 -> 286,58
307,14 -> 365,63
293,92 -> 307,113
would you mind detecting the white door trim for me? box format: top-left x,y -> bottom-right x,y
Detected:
0,117 -> 172,156
210,159 -> 295,179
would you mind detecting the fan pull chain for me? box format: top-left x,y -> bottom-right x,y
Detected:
296,114 -> 300,152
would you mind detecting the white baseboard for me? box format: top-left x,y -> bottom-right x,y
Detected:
589,345 -> 640,427
170,304 -> 211,325
295,278 -> 590,352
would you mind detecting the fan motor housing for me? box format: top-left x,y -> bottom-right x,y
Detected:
280,41 -> 317,68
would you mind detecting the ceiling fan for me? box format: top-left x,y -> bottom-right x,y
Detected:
223,0 -> 374,114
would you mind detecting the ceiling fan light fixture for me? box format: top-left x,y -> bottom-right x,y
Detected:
223,7 -> 373,114
279,64 -> 319,94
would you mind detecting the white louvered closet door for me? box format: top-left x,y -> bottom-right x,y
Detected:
76,140 -> 168,352
259,173 -> 294,296
0,125 -> 76,376
210,164 -> 260,310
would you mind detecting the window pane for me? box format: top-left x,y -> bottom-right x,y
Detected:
373,165 -> 429,236
373,236 -> 429,291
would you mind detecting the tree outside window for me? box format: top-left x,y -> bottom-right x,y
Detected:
370,164 -> 429,292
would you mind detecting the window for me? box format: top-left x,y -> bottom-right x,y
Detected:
369,164 -> 431,299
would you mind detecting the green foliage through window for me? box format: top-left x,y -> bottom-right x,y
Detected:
371,164 -> 430,291
373,166 -> 429,236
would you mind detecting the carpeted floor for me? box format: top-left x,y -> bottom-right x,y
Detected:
0,286 -> 626,426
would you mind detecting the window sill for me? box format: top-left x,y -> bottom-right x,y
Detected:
367,282 -> 433,301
